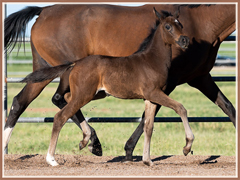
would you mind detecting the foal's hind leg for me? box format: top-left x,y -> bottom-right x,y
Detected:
3,81 -> 51,151
64,92 -> 91,150
52,74 -> 102,156
148,90 -> 194,156
46,90 -> 95,166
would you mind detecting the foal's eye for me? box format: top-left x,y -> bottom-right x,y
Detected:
165,24 -> 171,31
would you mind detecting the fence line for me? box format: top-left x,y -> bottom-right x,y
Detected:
7,58 -> 237,65
5,76 -> 236,83
16,117 -> 231,123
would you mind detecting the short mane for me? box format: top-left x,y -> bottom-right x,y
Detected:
134,20 -> 160,54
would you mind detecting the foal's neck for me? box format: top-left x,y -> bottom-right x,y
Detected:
140,25 -> 172,63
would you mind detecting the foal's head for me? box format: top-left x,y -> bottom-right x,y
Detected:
154,8 -> 189,49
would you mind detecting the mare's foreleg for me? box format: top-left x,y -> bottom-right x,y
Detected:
3,81 -> 51,151
188,73 -> 236,127
52,75 -> 102,156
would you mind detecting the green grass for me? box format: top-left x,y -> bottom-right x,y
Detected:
9,122 -> 235,156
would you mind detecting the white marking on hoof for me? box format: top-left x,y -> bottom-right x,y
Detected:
3,127 -> 14,151
46,153 -> 59,166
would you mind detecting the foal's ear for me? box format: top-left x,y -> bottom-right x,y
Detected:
173,6 -> 180,19
153,7 -> 162,19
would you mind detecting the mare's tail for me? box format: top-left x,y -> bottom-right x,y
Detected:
4,6 -> 43,53
21,63 -> 75,83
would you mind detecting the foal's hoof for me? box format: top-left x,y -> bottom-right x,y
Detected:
46,154 -> 59,166
79,142 -> 85,150
143,160 -> 154,166
183,146 -> 191,156
88,138 -> 102,156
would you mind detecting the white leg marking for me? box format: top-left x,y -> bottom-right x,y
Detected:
46,152 -> 59,166
3,127 -> 14,150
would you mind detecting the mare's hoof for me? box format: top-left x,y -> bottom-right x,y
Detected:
88,138 -> 102,156
121,157 -> 133,163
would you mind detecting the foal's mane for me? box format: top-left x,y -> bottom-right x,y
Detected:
134,20 -> 160,54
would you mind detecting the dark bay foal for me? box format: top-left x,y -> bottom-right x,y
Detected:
22,8 -> 191,166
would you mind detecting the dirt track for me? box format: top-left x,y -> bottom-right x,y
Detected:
4,154 -> 236,177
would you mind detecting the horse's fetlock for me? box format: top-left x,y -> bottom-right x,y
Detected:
84,130 -> 91,139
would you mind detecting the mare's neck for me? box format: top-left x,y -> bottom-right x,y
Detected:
185,5 -> 235,43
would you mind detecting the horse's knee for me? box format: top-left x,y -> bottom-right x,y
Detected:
144,119 -> 154,136
176,103 -> 187,117
52,111 -> 68,131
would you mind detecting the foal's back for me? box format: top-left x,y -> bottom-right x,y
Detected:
71,55 -> 147,99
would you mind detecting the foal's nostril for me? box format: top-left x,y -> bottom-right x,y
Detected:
179,35 -> 189,48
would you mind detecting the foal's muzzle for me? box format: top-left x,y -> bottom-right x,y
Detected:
176,35 -> 189,49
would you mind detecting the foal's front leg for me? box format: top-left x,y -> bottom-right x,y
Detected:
142,100 -> 157,166
148,90 -> 194,156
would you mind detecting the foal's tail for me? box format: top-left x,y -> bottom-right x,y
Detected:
21,63 -> 75,83
4,6 -> 43,53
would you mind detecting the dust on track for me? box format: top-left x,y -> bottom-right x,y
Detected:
4,154 -> 236,177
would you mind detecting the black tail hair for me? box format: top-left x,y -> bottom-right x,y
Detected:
21,63 -> 75,83
4,6 -> 43,54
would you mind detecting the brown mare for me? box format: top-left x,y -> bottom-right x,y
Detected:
22,8 -> 190,166
4,4 -> 236,162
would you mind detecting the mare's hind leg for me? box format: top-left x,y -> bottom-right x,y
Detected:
52,74 -> 102,156
188,73 -> 236,127
3,80 -> 52,151
4,42 -> 52,152
147,90 -> 194,156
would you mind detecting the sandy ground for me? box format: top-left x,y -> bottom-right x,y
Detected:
3,154 -> 237,177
